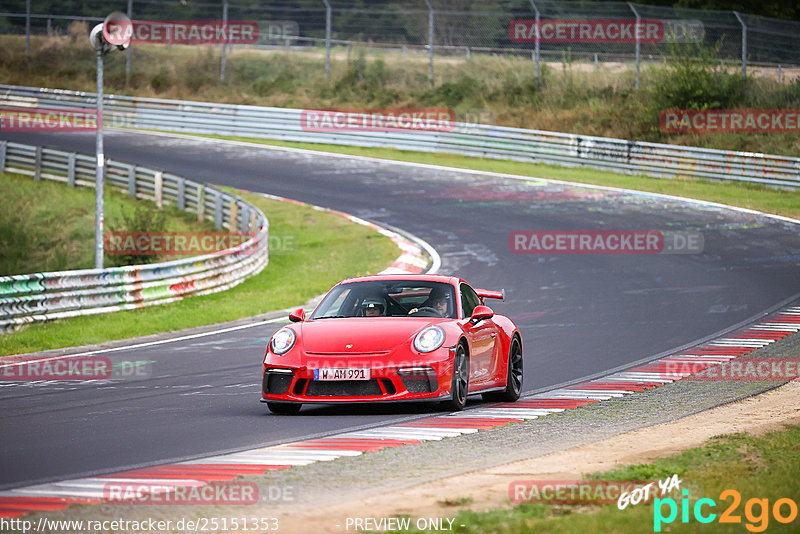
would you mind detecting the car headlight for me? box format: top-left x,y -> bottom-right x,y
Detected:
270,328 -> 296,355
413,326 -> 445,353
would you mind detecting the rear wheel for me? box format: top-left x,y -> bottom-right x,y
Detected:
267,402 -> 302,415
482,335 -> 523,402
441,343 -> 469,411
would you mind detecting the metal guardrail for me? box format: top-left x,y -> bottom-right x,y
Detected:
0,140 -> 269,333
2,84 -> 798,189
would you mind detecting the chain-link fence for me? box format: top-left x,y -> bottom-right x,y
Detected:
1,0 -> 798,84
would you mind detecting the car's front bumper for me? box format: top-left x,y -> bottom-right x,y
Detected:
261,349 -> 454,403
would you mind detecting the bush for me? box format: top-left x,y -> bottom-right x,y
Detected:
419,75 -> 484,107
150,67 -> 175,93
636,42 -> 742,137
649,42 -> 742,111
106,204 -> 166,267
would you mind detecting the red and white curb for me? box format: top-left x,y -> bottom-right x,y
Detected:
2,305 -> 797,517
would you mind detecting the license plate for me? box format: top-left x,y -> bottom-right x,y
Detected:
313,368 -> 371,381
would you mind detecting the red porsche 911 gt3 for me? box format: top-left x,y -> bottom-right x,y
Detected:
260,274 -> 523,414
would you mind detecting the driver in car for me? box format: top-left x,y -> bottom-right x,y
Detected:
408,288 -> 450,316
362,298 -> 386,317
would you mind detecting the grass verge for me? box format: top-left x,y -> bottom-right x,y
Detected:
203,134 -> 800,220
0,188 -> 400,356
392,424 -> 800,533
0,171 -> 215,275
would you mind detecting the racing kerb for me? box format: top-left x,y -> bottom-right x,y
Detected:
0,141 -> 269,333
2,84 -> 799,189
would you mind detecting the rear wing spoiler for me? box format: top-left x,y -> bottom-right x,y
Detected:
475,288 -> 505,302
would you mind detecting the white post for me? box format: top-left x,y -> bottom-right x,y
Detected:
733,11 -> 747,83
628,2 -> 641,89
220,0 -> 229,82
528,1 -> 540,86
126,0 -> 133,83
322,0 -> 331,81
95,47 -> 105,269
424,0 -> 434,83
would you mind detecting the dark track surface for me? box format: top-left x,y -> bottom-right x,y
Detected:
1,130 -> 799,490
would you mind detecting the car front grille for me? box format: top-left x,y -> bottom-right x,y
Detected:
305,379 -> 384,397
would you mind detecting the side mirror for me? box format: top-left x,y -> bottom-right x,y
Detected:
289,308 -> 305,322
470,305 -> 494,324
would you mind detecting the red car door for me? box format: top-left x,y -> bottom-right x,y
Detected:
460,283 -> 498,386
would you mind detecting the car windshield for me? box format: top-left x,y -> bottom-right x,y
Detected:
311,280 -> 457,319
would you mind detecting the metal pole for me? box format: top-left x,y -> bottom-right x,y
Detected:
25,0 -> 30,56
220,0 -> 228,82
528,1 -> 540,86
628,3 -> 641,89
322,0 -> 331,81
95,48 -> 105,269
126,0 -> 133,83
733,11 -> 747,83
424,0 -> 434,83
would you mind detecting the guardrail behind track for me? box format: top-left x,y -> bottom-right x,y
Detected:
2,84 -> 798,189
0,140 -> 269,333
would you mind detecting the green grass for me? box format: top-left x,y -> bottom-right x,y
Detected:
0,171 -> 215,275
388,425 -> 800,533
0,188 -> 400,356
204,135 -> 800,221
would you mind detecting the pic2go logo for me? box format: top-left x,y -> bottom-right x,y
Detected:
654,489 -> 798,532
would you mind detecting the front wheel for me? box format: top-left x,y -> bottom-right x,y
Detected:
267,402 -> 302,415
441,344 -> 469,411
482,335 -> 523,402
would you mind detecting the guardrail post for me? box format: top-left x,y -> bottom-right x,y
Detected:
128,165 -> 136,197
229,199 -> 238,231
177,177 -> 185,211
0,141 -> 7,172
197,186 -> 206,222
34,146 -> 42,181
67,153 -> 76,187
249,211 -> 258,234
628,3 -> 641,89
240,205 -> 250,232
154,170 -> 163,208
214,191 -> 223,230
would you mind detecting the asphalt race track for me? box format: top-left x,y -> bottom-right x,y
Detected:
1,129 -> 799,490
